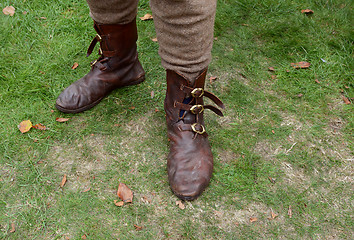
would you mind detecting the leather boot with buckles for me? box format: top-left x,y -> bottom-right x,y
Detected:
164,68 -> 224,200
56,18 -> 145,113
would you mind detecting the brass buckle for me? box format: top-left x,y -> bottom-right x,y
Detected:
90,59 -> 97,67
96,34 -> 102,42
190,105 -> 204,114
191,88 -> 204,98
191,123 -> 206,135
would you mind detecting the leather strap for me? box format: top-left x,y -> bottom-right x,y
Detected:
181,85 -> 225,109
175,102 -> 224,116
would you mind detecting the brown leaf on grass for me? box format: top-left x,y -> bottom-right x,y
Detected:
209,76 -> 217,83
60,174 -> 67,188
288,205 -> 292,218
33,123 -> 47,130
139,13 -> 153,21
297,93 -> 304,98
114,200 -> 124,207
315,79 -> 320,84
56,117 -> 70,122
151,37 -> 158,42
268,209 -> 278,220
71,62 -> 79,70
18,120 -> 33,133
301,9 -> 314,15
141,195 -> 151,204
117,183 -> 133,203
291,62 -> 311,69
249,217 -> 258,223
40,17 -> 47,20
268,67 -> 275,71
268,176 -> 276,183
341,95 -> 351,104
176,200 -> 185,210
214,210 -> 223,217
271,75 -> 277,80
81,235 -> 87,240
82,187 -> 91,193
3,6 -> 15,16
150,91 -> 155,98
134,224 -> 143,231
9,223 -> 15,233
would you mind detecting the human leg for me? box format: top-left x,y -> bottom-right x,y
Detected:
150,0 -> 224,200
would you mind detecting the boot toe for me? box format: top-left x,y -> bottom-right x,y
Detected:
170,175 -> 209,201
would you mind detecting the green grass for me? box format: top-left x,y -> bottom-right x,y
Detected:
1,0 -> 353,239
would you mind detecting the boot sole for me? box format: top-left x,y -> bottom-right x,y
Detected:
55,75 -> 145,114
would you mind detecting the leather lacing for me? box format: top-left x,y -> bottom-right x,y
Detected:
176,85 -> 224,138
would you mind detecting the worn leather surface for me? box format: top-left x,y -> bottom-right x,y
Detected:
56,19 -> 145,113
165,69 -> 224,200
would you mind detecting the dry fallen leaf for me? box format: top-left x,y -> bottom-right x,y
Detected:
151,37 -> 158,42
56,117 -> 70,122
250,217 -> 258,223
141,195 -> 151,204
82,187 -> 91,193
71,62 -> 79,70
117,183 -> 133,203
139,13 -> 153,21
114,200 -> 124,207
271,75 -> 277,80
288,205 -> 292,218
3,6 -> 15,16
268,67 -> 275,71
315,79 -> 320,84
297,93 -> 304,98
268,209 -> 278,220
291,62 -> 311,69
176,200 -> 185,210
9,223 -> 15,233
81,235 -> 87,240
33,123 -> 47,130
341,95 -> 351,104
40,17 -> 47,20
60,174 -> 67,188
209,76 -> 217,84
214,210 -> 223,217
18,120 -> 33,133
301,9 -> 314,15
150,91 -> 155,98
268,176 -> 276,183
134,224 -> 143,231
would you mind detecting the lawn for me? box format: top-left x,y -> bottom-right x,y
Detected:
0,0 -> 353,239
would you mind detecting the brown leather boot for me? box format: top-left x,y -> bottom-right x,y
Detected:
56,18 -> 145,113
165,69 -> 224,200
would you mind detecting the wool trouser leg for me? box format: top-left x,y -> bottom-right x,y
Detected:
150,0 -> 217,82
86,0 -> 139,24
